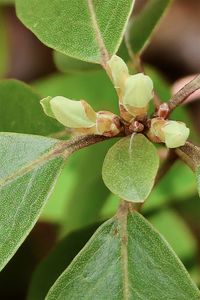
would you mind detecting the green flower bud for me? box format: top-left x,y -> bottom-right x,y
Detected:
149,118 -> 190,148
123,73 -> 153,109
162,120 -> 190,148
107,55 -> 129,92
40,96 -> 55,118
96,111 -> 121,137
40,96 -> 96,128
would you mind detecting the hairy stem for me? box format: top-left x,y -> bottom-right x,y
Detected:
67,134 -> 110,154
168,74 -> 200,114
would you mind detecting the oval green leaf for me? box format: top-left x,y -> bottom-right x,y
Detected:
45,209 -> 200,299
0,133 -> 70,270
102,134 -> 159,202
16,0 -> 134,64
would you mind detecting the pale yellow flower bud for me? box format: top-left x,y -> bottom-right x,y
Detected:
149,118 -> 190,148
40,96 -> 97,128
107,55 -> 129,92
162,120 -> 190,148
123,73 -> 153,109
40,96 -> 55,118
96,111 -> 121,137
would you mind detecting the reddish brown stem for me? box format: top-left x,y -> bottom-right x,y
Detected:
168,74 -> 200,114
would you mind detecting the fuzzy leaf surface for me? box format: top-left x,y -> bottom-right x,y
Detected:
0,133 -> 69,270
102,134 -> 159,202
46,210 -> 200,299
16,0 -> 134,63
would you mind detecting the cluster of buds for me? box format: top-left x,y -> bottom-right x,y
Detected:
148,118 -> 190,148
41,96 -> 121,137
107,55 -> 153,122
106,55 -> 190,148
40,54 -> 190,149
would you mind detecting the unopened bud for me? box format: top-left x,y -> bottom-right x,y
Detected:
40,96 -> 55,118
107,55 -> 129,93
96,111 -> 121,137
162,120 -> 190,148
149,118 -> 190,148
41,96 -> 96,128
123,73 -> 153,109
41,96 -> 121,137
119,73 -> 153,121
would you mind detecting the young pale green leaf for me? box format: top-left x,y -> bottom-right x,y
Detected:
176,142 -> 200,197
0,133 -> 70,270
16,0 -> 134,64
46,209 -> 200,299
126,0 -> 171,55
102,134 -> 159,202
0,80 -> 62,135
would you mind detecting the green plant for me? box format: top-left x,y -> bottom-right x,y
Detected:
1,0 -> 200,298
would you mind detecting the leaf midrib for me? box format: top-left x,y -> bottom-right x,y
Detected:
86,0 -> 109,65
118,204 -> 129,300
0,140 -> 69,187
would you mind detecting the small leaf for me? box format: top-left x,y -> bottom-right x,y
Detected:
176,142 -> 200,196
45,209 -> 200,299
16,0 -> 134,64
126,0 -> 171,55
102,134 -> 159,202
0,80 -> 62,135
0,133 -> 70,270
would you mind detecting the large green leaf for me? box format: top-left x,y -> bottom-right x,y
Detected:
176,142 -> 200,197
46,209 -> 200,299
16,0 -> 134,64
0,80 -> 62,135
102,134 -> 159,202
126,0 -> 171,55
0,133 -> 70,270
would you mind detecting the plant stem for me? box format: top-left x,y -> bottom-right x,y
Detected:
67,134 -> 110,154
168,74 -> 200,114
175,141 -> 200,171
